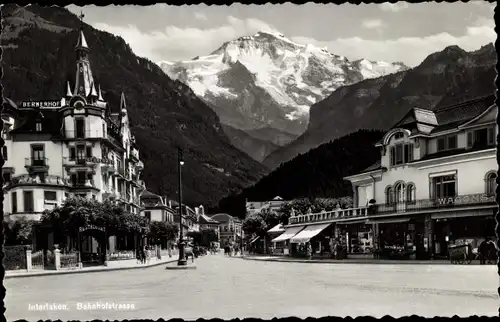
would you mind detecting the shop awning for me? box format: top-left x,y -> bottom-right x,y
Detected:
290,223 -> 331,244
267,223 -> 285,234
272,226 -> 305,243
249,236 -> 260,244
367,217 -> 410,225
431,209 -> 495,220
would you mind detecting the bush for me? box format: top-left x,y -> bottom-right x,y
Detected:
4,245 -> 27,270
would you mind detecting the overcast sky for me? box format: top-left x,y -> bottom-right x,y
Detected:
68,2 -> 495,67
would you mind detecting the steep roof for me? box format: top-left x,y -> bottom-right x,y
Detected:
9,108 -> 62,135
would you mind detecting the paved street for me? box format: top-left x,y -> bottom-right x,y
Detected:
5,253 -> 498,321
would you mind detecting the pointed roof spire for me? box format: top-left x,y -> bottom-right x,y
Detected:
90,82 -> 98,97
98,84 -> 103,101
66,81 -> 72,97
75,11 -> 89,50
120,92 -> 127,112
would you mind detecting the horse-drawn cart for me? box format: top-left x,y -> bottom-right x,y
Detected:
448,244 -> 474,265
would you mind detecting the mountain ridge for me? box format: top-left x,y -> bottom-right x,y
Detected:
263,43 -> 496,169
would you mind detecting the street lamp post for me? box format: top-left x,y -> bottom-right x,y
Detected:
177,148 -> 187,266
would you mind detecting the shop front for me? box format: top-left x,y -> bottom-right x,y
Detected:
268,224 -> 286,255
432,208 -> 496,259
334,219 -> 373,259
289,223 -> 333,258
271,225 -> 305,256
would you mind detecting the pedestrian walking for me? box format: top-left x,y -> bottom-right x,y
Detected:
146,246 -> 151,265
141,246 -> 147,264
486,238 -> 497,264
307,243 -> 313,260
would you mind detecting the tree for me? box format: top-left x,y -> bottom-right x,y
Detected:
242,214 -> 267,237
149,221 -> 179,246
4,216 -> 34,245
200,228 -> 218,244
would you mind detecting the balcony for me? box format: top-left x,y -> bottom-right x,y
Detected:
287,193 -> 497,226
113,166 -> 126,179
9,174 -> 71,187
374,193 -> 497,216
129,148 -> 139,162
288,207 -> 369,225
135,160 -> 144,170
65,130 -> 105,140
25,157 -> 49,173
102,188 -> 118,200
71,179 -> 96,189
101,159 -> 116,173
63,157 -> 98,169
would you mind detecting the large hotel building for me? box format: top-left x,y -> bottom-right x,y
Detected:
2,28 -> 147,253
275,95 -> 497,259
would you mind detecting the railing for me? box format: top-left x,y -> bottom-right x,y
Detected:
375,193 -> 497,215
288,207 -> 368,225
288,193 -> 497,225
71,179 -> 96,189
25,157 -> 48,167
31,250 -> 44,269
60,252 -> 79,269
116,166 -> 126,177
64,130 -> 105,140
10,174 -> 71,186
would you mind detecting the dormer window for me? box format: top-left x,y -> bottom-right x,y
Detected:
393,132 -> 404,140
390,143 -> 414,166
437,135 -> 458,152
36,122 -> 42,132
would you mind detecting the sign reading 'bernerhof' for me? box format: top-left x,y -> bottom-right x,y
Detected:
21,100 -> 61,108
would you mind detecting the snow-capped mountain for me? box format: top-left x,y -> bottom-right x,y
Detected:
159,31 -> 408,137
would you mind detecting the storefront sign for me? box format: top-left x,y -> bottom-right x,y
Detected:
21,100 -> 61,108
437,194 -> 494,205
79,225 -> 106,232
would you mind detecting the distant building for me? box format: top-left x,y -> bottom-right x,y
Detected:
210,213 -> 243,246
246,196 -> 287,217
140,190 -> 175,222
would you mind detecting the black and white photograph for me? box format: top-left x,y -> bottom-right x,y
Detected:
1,1 -> 498,321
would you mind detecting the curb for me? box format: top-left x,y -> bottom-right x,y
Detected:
5,259 -> 178,279
239,256 -> 480,265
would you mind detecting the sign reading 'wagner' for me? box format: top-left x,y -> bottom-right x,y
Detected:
437,194 -> 495,205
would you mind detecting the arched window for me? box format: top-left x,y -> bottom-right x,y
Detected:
385,186 -> 394,205
406,184 -> 416,203
485,171 -> 497,196
394,182 -> 405,203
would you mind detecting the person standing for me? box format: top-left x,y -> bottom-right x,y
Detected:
307,243 -> 313,260
479,238 -> 489,265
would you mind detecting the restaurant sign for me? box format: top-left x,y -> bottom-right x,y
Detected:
21,100 -> 61,108
437,194 -> 495,205
79,225 -> 106,232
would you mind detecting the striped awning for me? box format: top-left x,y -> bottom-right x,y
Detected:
290,223 -> 331,244
272,226 -> 305,243
249,236 -> 260,244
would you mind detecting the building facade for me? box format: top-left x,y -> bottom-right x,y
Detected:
210,213 -> 243,246
140,190 -> 175,222
279,96 -> 497,260
2,28 -> 146,253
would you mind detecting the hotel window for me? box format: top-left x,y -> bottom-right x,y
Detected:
3,172 -> 12,183
75,119 -> 85,138
69,147 -> 76,160
2,146 -> 7,161
86,146 -> 92,158
23,190 -> 34,212
36,122 -> 42,132
406,184 -> 416,203
467,127 -> 495,149
486,172 -> 497,196
394,183 -> 405,203
76,145 -> 85,163
385,186 -> 395,205
31,145 -> 45,166
432,175 -> 457,199
11,191 -> 17,213
44,191 -> 57,202
437,135 -> 458,152
390,143 -> 413,166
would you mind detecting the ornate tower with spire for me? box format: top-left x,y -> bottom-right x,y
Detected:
73,12 -> 95,99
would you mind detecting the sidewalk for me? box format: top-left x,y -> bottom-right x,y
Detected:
239,255 -> 488,265
5,256 -> 178,279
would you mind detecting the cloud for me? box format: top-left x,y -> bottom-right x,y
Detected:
361,19 -> 384,30
92,16 -> 279,62
290,18 -> 495,67
379,2 -> 409,12
193,12 -> 208,21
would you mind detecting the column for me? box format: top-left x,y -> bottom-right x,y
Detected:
372,223 -> 380,259
54,248 -> 61,270
26,249 -> 33,272
424,214 -> 434,259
